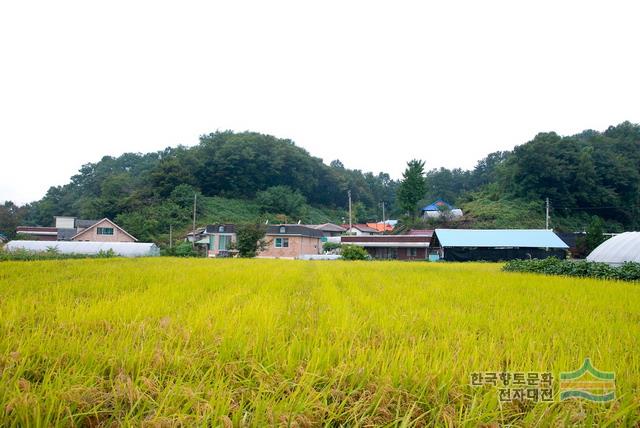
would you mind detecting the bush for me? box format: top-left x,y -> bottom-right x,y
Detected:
503,258 -> 640,282
0,247 -> 117,262
340,245 -> 369,261
167,241 -> 200,257
322,242 -> 341,253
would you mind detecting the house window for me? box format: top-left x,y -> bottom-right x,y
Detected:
218,235 -> 230,250
275,237 -> 289,248
408,248 -> 417,257
218,226 -> 225,233
279,226 -> 286,234
97,227 -> 114,235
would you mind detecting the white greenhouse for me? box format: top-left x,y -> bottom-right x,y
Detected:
5,241 -> 160,257
586,232 -> 640,266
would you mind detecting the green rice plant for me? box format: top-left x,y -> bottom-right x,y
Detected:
0,259 -> 639,426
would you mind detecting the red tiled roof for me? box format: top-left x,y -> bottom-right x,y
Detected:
366,223 -> 394,232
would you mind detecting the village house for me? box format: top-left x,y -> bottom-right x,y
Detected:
257,224 -> 323,259
204,224 -> 237,257
186,224 -> 238,257
341,224 -> 381,236
421,199 -> 463,220
16,216 -> 137,242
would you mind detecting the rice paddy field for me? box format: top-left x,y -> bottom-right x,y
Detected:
1,258 -> 639,426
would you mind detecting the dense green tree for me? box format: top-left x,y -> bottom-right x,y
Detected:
235,223 -> 267,257
256,186 -> 307,219
0,201 -> 27,239
397,159 -> 426,217
584,217 -> 606,255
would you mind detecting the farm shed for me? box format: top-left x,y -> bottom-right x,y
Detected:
586,232 -> 640,266
341,234 -> 432,260
4,241 -> 159,257
430,229 -> 568,261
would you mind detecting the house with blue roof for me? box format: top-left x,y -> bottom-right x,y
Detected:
422,199 -> 463,220
430,229 -> 569,261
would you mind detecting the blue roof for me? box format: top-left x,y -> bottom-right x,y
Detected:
434,229 -> 569,248
422,199 -> 454,212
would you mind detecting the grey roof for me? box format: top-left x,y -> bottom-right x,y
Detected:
267,224 -> 324,238
76,219 -> 99,228
310,223 -> 347,233
349,224 -> 380,233
205,224 -> 236,234
57,228 -> 77,241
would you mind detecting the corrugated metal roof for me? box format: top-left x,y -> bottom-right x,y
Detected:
587,232 -> 640,266
434,229 -> 569,248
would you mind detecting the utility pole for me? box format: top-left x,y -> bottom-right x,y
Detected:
545,197 -> 550,230
169,224 -> 173,249
381,201 -> 386,234
192,193 -> 197,248
348,190 -> 352,232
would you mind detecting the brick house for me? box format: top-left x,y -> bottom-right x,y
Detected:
204,224 -> 237,257
257,224 -> 323,259
69,218 -> 137,242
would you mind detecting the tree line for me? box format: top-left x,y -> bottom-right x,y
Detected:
1,122 -> 639,242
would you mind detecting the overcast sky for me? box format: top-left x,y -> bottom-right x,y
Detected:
1,0 -> 639,204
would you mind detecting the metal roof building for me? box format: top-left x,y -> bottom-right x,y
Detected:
586,232 -> 640,266
431,229 -> 568,262
5,241 -> 160,257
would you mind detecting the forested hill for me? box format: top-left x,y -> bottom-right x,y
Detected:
2,122 -> 639,243
13,131 -> 398,241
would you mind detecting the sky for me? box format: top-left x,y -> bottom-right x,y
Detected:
1,0 -> 639,204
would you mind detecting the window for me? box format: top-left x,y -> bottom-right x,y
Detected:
279,226 -> 286,234
218,235 -> 230,250
275,237 -> 289,248
218,226 -> 225,233
97,227 -> 114,235
407,248 -> 417,257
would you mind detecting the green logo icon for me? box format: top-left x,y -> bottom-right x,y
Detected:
559,358 -> 615,402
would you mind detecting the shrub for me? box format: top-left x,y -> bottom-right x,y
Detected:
322,242 -> 341,253
171,241 -> 200,257
340,245 -> 369,261
503,258 -> 640,282
0,247 -> 117,262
